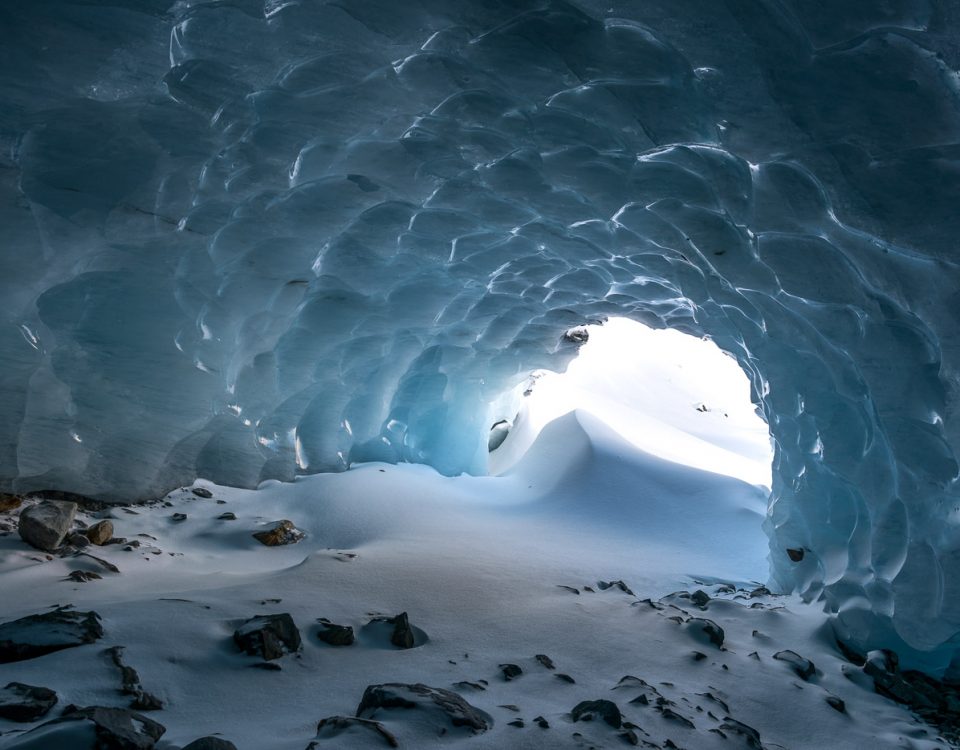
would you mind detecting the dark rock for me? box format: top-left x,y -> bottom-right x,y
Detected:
556,673 -> 576,684
249,662 -> 282,671
356,683 -> 492,734
106,646 -> 163,711
234,614 -> 301,660
315,716 -> 398,747
0,493 -> 22,512
564,326 -> 589,343
217,512 -> 237,521
621,728 -> 641,745
67,570 -> 102,582
534,715 -> 549,729
191,487 -> 214,498
454,681 -> 485,691
826,696 -> 846,713
18,500 -> 77,551
719,718 -> 763,749
85,520 -> 114,546
500,663 -> 522,681
171,513 -> 187,522
557,585 -> 580,595
0,682 -> 58,721
67,532 -> 91,548
535,653 -> 555,669
317,619 -> 355,646
773,650 -> 816,681
786,548 -> 805,562
863,649 -> 940,710
692,651 -> 708,662
690,590 -> 711,607
685,618 -> 725,648
252,519 -> 304,546
388,611 -> 415,649
0,608 -> 103,663
182,738 -> 239,750
660,707 -> 695,728
598,579 -> 635,596
8,705 -> 165,749
508,718 -> 524,728
571,699 -> 622,729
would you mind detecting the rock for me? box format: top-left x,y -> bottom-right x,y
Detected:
0,608 -> 103,663
315,716 -> 398,747
535,653 -> 555,669
826,696 -> 846,713
18,500 -> 77,551
68,532 -> 92,548
234,614 -> 301,660
388,611 -> 415,649
171,513 -> 187,522
660,707 -> 695,728
356,683 -> 492,734
508,718 -> 524,727
317,619 -> 355,646
690,590 -> 711,607
0,682 -> 58,721
719,718 -> 763,749
786,547 -> 805,562
571,699 -> 622,729
252,519 -> 304,546
106,646 -> 164,711
5,705 -> 165,750
499,663 -> 522,681
217,512 -> 237,521
67,570 -> 102,582
191,487 -> 214,498
534,715 -> 549,729
0,493 -> 22,512
556,673 -> 576,684
85,520 -> 114,545
182,738 -> 239,750
685,617 -> 725,648
598,579 -> 635,596
563,326 -> 589,343
773,650 -> 816,681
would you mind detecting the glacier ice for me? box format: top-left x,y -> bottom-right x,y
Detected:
1,0 -> 960,672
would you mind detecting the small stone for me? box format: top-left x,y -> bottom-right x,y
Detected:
0,682 -> 58,721
555,673 -> 576,684
826,696 -> 846,713
85,520 -> 114,546
182,737 -> 239,750
234,614 -> 301,660
535,653 -> 555,669
500,663 -> 523,681
249,662 -> 282,671
317,619 -> 354,646
571,699 -> 622,729
719,718 -> 763,749
388,611 -> 415,649
66,570 -> 102,583
685,617 -> 725,648
690,590 -> 711,607
598,579 -> 635,596
534,715 -> 549,729
171,513 -> 187,522
217,512 -> 237,521
67,532 -> 91,548
773,650 -> 816,680
252,519 -> 304,546
508,718 -> 524,728
191,487 -> 214,498
18,500 -> 77,551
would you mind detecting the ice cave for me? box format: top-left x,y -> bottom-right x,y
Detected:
1,1 -> 960,747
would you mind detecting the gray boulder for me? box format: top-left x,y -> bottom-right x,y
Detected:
0,608 -> 103,663
356,683 -> 491,734
234,613 -> 301,660
2,705 -> 165,749
0,682 -> 58,721
18,500 -> 77,551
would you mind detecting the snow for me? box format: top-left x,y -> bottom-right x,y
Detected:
0,398 -> 949,748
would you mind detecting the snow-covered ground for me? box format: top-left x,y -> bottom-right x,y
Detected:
0,324 -> 947,749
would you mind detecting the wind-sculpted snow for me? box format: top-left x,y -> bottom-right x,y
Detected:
1,0 -> 959,671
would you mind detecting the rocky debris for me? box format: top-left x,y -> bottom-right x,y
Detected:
18,500 -> 77,551
6,705 -> 165,749
598,579 -> 635,596
690,590 -> 711,608
182,737 -> 239,750
0,608 -> 103,663
773,650 -> 816,681
684,617 -> 725,648
0,682 -> 58,721
66,570 -> 102,583
317,619 -> 355,646
217,512 -> 237,521
234,613 -> 301,660
85,520 -> 114,545
315,716 -> 398,747
0,493 -> 22,512
106,646 -> 164,710
252,519 -> 304,546
571,699 -> 622,728
508,718 -> 524,728
191,487 -> 214,498
557,585 -> 580,595
556,673 -> 576,684
660,706 -> 695,728
500,663 -> 523,681
718,718 -> 763,749
356,683 -> 492,734
535,653 -> 555,669
388,611 -> 415,649
533,715 -> 549,729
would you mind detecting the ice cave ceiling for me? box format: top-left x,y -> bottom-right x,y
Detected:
2,0 -> 960,669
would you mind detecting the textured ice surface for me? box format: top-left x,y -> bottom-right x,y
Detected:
1,1 -> 960,670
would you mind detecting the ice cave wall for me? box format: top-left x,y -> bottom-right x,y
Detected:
1,0 -> 960,671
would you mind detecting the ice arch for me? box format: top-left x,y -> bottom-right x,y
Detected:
1,1 -> 959,672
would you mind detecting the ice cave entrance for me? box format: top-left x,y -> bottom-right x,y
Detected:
489,318 -> 774,489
